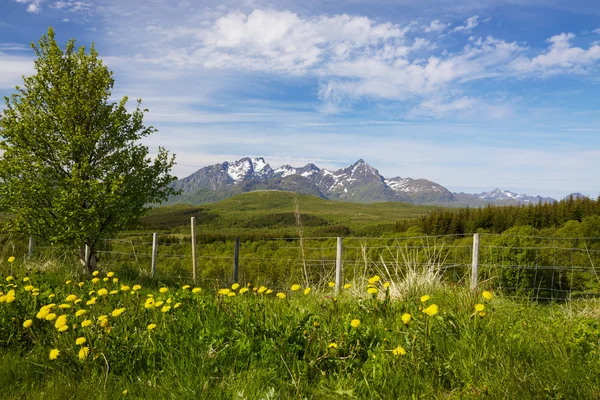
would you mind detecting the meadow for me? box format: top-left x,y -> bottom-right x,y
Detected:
2,255 -> 600,399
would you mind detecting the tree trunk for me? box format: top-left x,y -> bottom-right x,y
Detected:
79,245 -> 98,273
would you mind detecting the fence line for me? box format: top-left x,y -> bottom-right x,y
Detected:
11,225 -> 600,300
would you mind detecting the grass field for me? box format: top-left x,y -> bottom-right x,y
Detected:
2,256 -> 600,399
141,191 -> 435,236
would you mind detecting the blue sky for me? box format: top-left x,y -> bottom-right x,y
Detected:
1,0 -> 599,199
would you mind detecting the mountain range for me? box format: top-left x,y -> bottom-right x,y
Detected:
168,157 -> 571,206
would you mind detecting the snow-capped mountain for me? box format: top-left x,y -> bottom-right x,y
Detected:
169,157 -> 555,205
477,188 -> 556,204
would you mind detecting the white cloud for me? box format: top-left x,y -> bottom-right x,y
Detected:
14,0 -> 44,13
422,19 -> 450,33
0,55 -> 34,89
406,95 -> 513,119
452,15 -> 479,32
26,3 -> 40,12
510,32 -> 600,75
593,28 -> 600,34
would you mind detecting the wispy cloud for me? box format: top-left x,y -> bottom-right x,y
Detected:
510,33 -> 600,75
422,19 -> 450,33
452,15 -> 480,32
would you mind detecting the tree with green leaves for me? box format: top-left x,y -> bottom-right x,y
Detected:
0,28 -> 178,271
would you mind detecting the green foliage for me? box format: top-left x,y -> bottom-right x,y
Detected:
420,196 -> 600,235
0,28 -> 177,268
2,263 -> 600,399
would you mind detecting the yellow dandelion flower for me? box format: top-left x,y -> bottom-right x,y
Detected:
350,319 -> 361,328
58,304 -> 71,309
109,290 -> 118,295
383,282 -> 391,289
120,285 -> 130,291
291,284 -> 301,291
174,302 -> 181,308
123,389 -> 128,395
368,275 -> 380,284
343,283 -> 352,289
144,298 -> 155,309
231,283 -> 240,290
328,282 -> 335,288
97,288 -> 108,296
422,304 -> 439,317
74,299 -> 82,304
367,287 -> 378,295
217,288 -> 230,296
55,315 -> 68,329
482,291 -> 493,301
159,287 -> 168,293
66,295 -> 77,304
75,309 -> 87,317
45,312 -> 57,321
475,303 -> 485,312
227,292 -> 236,297
161,305 -> 171,313
78,346 -> 90,360
8,256 -> 16,263
81,320 -> 92,328
328,343 -> 338,349
479,311 -> 486,317
57,325 -> 68,332
107,272 -> 115,278
78,282 -> 84,287
0,295 -> 7,303
92,271 -> 99,276
276,292 -> 286,299
65,280 -> 72,285
182,285 -> 190,290
192,287 -> 201,294
257,286 -> 267,294
23,277 -> 30,282
392,346 -> 406,356
155,301 -> 164,307
103,277 -> 109,282
133,285 -> 142,291
91,278 -> 100,284
23,319 -> 33,328
420,295 -> 431,303
86,297 -> 97,306
6,295 -> 16,303
111,308 -> 126,317
49,349 -> 60,360
112,278 -> 119,283
6,275 -> 14,281
401,313 -> 412,325
76,337 -> 86,345
266,289 -> 273,294
147,323 -> 157,331
239,287 -> 249,294
36,308 -> 50,319
24,285 -> 34,291
303,287 -> 311,295
99,319 -> 109,328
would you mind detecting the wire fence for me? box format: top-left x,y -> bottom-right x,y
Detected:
4,231 -> 600,300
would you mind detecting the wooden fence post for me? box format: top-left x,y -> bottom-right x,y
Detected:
471,233 -> 480,292
151,233 -> 158,278
233,237 -> 240,283
191,217 -> 197,283
28,236 -> 34,257
335,237 -> 343,294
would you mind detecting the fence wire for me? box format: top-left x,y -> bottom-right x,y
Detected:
9,233 -> 600,300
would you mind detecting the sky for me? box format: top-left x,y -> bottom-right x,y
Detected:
1,0 -> 599,199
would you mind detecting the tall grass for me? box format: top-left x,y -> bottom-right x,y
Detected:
2,255 -> 600,399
